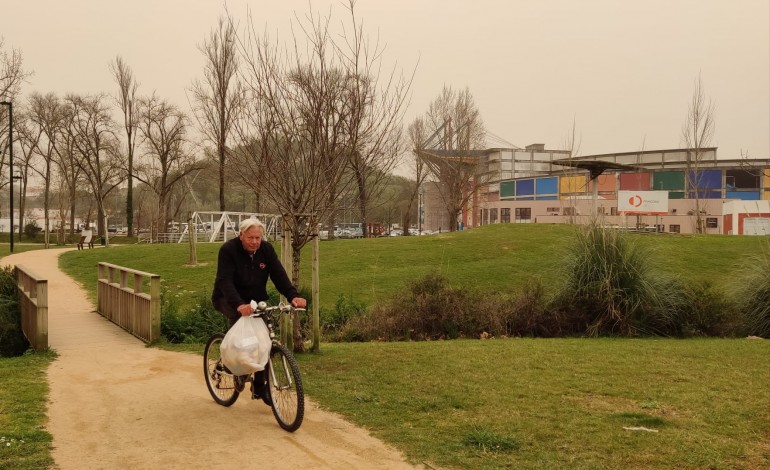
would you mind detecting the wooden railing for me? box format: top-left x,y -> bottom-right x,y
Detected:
97,262 -> 161,343
14,265 -> 48,351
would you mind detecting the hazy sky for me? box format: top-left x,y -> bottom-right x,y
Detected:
2,0 -> 769,162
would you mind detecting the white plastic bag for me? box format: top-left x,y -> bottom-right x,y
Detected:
220,316 -> 271,376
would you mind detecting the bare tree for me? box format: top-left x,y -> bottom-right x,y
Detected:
0,37 -> 31,222
190,17 -> 244,212
403,116 -> 430,235
336,1 -> 412,237
65,93 -> 123,241
24,92 -> 67,247
681,74 -> 715,234
13,109 -> 42,239
417,86 -> 486,231
135,94 -> 202,236
110,56 -> 140,236
56,102 -> 87,235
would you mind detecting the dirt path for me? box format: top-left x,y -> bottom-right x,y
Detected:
4,248 -> 421,470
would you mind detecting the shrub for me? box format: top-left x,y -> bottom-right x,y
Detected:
555,223 -> 681,337
23,221 -> 42,239
160,287 -> 226,343
0,265 -> 30,357
339,274 -> 555,341
739,252 -> 770,338
677,281 -> 741,337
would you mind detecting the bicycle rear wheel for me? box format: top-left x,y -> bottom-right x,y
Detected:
204,333 -> 239,406
266,344 -> 304,432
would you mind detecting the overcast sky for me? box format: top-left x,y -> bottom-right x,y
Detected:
2,0 -> 769,163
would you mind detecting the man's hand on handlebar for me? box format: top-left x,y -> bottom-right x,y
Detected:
291,297 -> 307,309
237,303 -> 254,316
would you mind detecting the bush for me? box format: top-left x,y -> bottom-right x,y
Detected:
555,224 -> 681,337
0,265 -> 30,357
160,287 -> 226,343
340,274 -> 552,341
23,221 -> 42,239
677,281 -> 741,337
739,252 -> 770,338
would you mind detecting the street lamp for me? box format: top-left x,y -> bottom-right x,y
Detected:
1,101 -> 13,253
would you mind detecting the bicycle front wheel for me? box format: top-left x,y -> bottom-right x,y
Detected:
266,344 -> 304,432
204,333 -> 239,407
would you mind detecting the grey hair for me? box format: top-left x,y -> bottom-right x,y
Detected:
239,218 -> 266,235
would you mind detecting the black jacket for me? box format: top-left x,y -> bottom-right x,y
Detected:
211,237 -> 299,322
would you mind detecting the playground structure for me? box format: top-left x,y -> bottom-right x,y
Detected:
138,211 -> 282,244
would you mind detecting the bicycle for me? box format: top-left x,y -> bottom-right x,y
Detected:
203,301 -> 305,432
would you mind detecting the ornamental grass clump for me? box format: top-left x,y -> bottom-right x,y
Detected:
558,223 -> 681,337
739,252 -> 770,338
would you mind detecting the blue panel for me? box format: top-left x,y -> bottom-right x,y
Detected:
535,195 -> 558,200
689,169 -> 721,189
535,177 -> 558,195
726,191 -> 760,200
516,197 -> 534,201
516,179 -> 534,196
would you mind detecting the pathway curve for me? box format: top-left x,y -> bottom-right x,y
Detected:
4,248 -> 420,470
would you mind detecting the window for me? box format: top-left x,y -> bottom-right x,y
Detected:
490,208 -> 498,224
597,207 -> 606,215
656,224 -> 665,233
515,208 -> 532,221
480,209 -> 487,225
610,207 -> 618,216
564,207 -> 577,216
669,224 -> 680,233
706,217 -> 718,228
501,208 -> 511,223
546,207 -> 560,213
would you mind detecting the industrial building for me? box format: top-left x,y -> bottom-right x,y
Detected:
420,145 -> 770,235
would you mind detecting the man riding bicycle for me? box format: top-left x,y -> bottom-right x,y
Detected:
211,218 -> 307,401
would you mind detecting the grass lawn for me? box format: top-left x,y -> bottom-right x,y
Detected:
0,351 -> 56,470
293,338 -> 770,469
57,224 -> 770,312
4,226 -> 770,468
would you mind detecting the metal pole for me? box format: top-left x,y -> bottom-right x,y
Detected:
1,101 -> 13,253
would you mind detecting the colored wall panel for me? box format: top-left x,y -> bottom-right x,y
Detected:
764,171 -> 770,190
726,191 -> 760,200
619,172 -> 651,190
669,191 -> 685,199
653,171 -> 684,190
589,173 -> 616,192
689,169 -> 721,189
559,175 -> 587,194
535,177 -> 558,195
500,181 -> 515,198
535,195 -> 558,200
516,179 -> 534,196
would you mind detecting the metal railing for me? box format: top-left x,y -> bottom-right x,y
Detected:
14,265 -> 48,351
97,262 -> 160,343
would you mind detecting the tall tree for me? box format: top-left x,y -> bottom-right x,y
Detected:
13,108 -> 42,240
404,116 -> 430,235
190,17 -> 244,212
110,56 -> 140,236
337,1 -> 412,237
0,37 -> 31,222
681,74 -> 715,234
135,94 -> 202,236
417,86 -> 486,231
65,93 -> 123,241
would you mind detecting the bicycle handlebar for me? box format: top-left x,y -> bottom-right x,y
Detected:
249,300 -> 306,315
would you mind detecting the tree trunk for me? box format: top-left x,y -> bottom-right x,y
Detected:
291,243 -> 305,353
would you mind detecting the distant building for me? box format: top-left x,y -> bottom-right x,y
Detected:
421,146 -> 770,235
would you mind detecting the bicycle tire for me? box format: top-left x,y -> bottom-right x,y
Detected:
266,344 -> 304,432
203,333 -> 240,407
